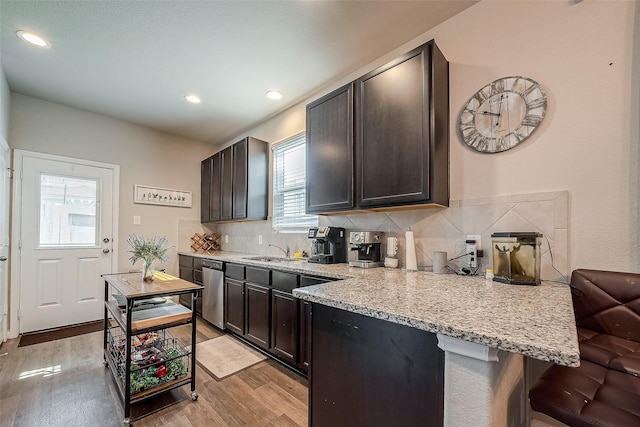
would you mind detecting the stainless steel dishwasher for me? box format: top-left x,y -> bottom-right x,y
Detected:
201,259 -> 224,329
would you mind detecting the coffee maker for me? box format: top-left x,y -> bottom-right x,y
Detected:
349,231 -> 384,268
307,226 -> 347,264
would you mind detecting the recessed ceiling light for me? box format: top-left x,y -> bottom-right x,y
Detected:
16,30 -> 50,48
184,94 -> 201,104
266,90 -> 283,100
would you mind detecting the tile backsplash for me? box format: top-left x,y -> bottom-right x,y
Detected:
178,190 -> 569,282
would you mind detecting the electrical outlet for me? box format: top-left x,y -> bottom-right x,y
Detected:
466,234 -> 481,268
224,235 -> 229,243
258,235 -> 263,245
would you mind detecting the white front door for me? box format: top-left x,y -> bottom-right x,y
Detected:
0,137 -> 9,343
14,151 -> 119,333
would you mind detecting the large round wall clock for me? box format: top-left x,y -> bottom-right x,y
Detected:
459,76 -> 547,153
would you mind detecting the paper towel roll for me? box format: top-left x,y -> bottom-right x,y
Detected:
387,237 -> 398,256
405,229 -> 417,271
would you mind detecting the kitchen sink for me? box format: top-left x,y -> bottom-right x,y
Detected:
242,256 -> 296,263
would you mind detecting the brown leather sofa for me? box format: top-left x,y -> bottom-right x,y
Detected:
528,269 -> 640,427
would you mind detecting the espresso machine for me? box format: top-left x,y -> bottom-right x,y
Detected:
349,231 -> 384,268
307,226 -> 347,264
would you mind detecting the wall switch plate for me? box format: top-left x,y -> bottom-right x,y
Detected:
258,235 -> 263,245
133,215 -> 141,225
466,234 -> 481,268
224,235 -> 229,243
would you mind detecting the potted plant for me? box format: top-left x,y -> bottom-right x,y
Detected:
127,234 -> 171,282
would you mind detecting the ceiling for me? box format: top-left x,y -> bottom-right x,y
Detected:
0,1 -> 476,147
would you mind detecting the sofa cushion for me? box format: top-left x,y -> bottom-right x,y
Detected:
578,327 -> 640,377
529,359 -> 640,427
570,269 -> 640,342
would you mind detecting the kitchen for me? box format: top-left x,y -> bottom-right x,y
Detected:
0,1 -> 639,426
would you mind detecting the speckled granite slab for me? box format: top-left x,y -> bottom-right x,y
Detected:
179,251 -> 580,367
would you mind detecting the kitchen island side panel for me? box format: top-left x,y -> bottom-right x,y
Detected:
310,303 -> 444,426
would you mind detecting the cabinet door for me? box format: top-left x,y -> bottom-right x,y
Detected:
209,152 -> 221,222
299,300 -> 311,372
220,146 -> 234,221
356,42 -> 432,207
245,282 -> 270,349
224,278 -> 244,335
299,275 -> 333,372
270,289 -> 297,364
306,83 -> 354,213
232,138 -> 248,219
200,157 -> 212,222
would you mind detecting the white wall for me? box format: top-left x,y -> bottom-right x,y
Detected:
221,0 -> 640,273
9,93 -> 216,275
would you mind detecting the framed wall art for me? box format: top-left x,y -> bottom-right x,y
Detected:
134,184 -> 192,208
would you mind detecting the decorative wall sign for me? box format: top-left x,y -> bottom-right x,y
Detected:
134,184 -> 192,208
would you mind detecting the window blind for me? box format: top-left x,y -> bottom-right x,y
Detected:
272,132 -> 318,232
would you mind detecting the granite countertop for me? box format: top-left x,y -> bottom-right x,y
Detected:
180,251 -> 579,367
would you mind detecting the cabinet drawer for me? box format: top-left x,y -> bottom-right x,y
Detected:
246,266 -> 270,286
193,269 -> 203,284
179,254 -> 194,268
272,270 -> 299,293
193,257 -> 204,270
225,263 -> 245,280
179,266 -> 194,283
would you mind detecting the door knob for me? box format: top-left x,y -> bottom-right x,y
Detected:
103,249 -> 110,254
103,238 -> 110,243
0,256 -> 6,261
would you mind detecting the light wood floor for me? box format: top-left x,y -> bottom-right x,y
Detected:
0,320 -> 308,426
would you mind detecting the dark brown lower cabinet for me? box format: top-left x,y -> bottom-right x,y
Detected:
224,278 -> 245,335
270,289 -> 297,364
178,255 -> 202,315
310,303 -> 444,426
244,282 -> 270,348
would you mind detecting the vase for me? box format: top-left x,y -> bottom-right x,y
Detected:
142,259 -> 155,282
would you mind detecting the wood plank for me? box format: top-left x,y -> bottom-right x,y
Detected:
103,272 -> 202,299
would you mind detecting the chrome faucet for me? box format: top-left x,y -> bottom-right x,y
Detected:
269,243 -> 290,258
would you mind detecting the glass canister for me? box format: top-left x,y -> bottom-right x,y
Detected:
491,232 -> 542,285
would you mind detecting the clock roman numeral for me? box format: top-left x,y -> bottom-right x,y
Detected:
491,79 -> 505,95
496,137 -> 508,151
460,121 -> 475,132
473,91 -> 488,105
527,97 -> 546,110
521,114 -> 542,127
466,130 -> 486,149
521,83 -> 538,97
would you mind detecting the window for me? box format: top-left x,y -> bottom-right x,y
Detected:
272,132 -> 318,232
39,174 -> 98,246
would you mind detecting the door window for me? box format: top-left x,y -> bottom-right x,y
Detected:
39,174 -> 98,247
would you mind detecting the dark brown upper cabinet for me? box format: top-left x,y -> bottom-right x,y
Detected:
305,39 -> 449,214
200,156 -> 212,222
220,145 -> 234,221
202,136 -> 268,223
356,40 -> 449,208
201,153 -> 221,223
306,83 -> 355,213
